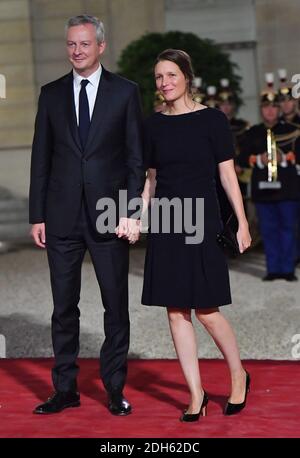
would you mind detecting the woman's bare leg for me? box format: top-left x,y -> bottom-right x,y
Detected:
167,307 -> 205,414
195,308 -> 246,403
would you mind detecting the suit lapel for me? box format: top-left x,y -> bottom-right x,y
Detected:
61,72 -> 82,156
67,72 -> 82,156
84,67 -> 113,157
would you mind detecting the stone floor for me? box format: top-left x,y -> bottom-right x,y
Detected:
0,242 -> 299,360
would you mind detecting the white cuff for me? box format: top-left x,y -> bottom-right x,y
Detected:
256,154 -> 265,169
280,153 -> 288,168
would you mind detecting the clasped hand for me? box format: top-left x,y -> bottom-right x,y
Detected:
115,217 -> 141,244
261,151 -> 282,166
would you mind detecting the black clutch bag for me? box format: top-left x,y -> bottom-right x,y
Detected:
216,213 -> 240,257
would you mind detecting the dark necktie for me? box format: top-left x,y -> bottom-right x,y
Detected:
79,79 -> 90,149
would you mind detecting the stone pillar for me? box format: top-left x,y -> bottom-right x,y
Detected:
0,0 -> 36,148
255,0 -> 300,91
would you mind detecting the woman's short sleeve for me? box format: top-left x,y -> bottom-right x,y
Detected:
210,110 -> 235,163
143,118 -> 156,169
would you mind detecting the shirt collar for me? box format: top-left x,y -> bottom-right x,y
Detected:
73,63 -> 102,88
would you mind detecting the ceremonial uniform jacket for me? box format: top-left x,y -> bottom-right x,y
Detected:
238,121 -> 300,202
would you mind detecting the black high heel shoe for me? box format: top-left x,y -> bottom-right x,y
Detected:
180,391 -> 209,422
224,370 -> 250,416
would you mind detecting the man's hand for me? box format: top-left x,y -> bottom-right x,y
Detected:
30,223 -> 46,248
261,152 -> 268,166
261,151 -> 282,166
115,217 -> 141,244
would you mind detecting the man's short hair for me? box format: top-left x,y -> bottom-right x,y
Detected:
66,15 -> 105,44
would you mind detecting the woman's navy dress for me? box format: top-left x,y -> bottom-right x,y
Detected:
142,107 -> 235,309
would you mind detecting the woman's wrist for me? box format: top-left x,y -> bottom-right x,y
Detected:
238,218 -> 249,229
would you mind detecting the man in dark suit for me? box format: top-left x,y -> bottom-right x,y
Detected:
29,15 -> 144,416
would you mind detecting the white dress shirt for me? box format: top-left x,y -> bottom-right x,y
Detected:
73,64 -> 102,125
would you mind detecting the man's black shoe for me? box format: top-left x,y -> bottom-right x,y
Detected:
108,390 -> 132,416
33,391 -> 80,414
283,273 -> 298,282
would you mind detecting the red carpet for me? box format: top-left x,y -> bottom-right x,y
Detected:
0,359 -> 299,438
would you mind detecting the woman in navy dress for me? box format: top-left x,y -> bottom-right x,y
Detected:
141,49 -> 252,421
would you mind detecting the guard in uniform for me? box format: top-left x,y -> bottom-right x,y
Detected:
217,78 -> 251,198
278,68 -> 300,127
278,69 -> 300,264
216,79 -> 261,245
238,73 -> 300,280
204,85 -> 219,108
192,76 -> 206,104
217,79 -> 250,148
202,85 -> 233,224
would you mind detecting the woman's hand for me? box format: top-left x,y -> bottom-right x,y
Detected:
218,160 -> 252,254
115,217 -> 141,244
237,224 -> 252,253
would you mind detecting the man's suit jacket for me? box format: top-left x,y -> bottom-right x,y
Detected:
29,67 -> 145,237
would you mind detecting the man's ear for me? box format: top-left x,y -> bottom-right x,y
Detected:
98,41 -> 106,56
